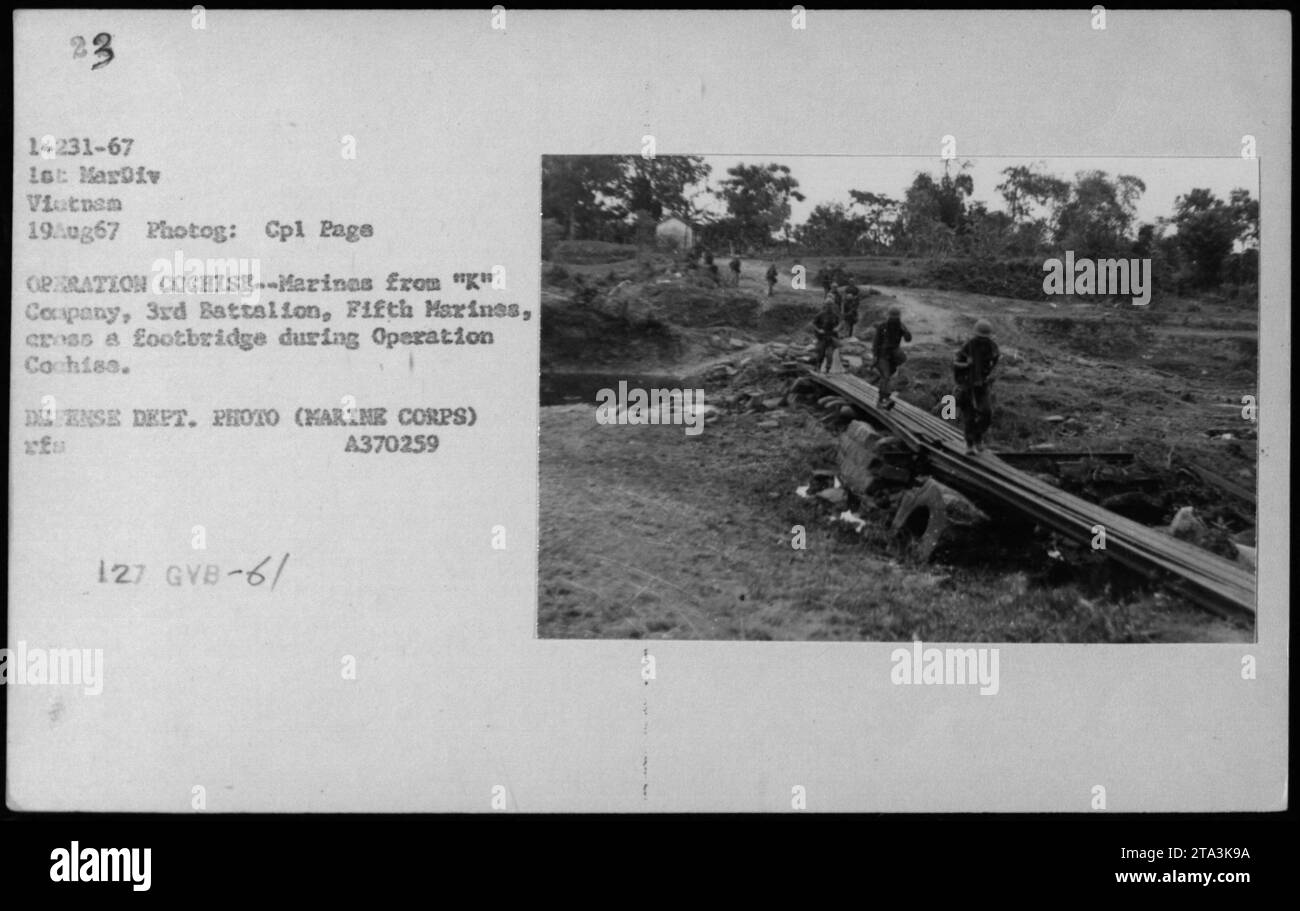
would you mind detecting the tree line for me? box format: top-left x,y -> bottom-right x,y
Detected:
541,155 -> 1259,294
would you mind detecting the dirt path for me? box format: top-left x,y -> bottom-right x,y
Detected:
873,286 -> 971,344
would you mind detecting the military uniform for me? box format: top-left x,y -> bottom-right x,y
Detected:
812,308 -> 840,373
817,265 -> 833,295
839,283 -> 861,337
954,329 -> 1000,452
872,313 -> 912,404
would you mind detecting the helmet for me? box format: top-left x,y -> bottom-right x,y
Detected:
974,319 -> 993,336
887,305 -> 902,317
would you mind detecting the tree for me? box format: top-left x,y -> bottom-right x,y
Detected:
716,163 -> 805,251
961,204 -> 1016,259
995,163 -> 1070,253
796,202 -> 869,255
613,156 -> 712,223
1054,171 -> 1146,258
1170,188 -> 1239,289
895,161 -> 976,255
1227,187 -> 1260,247
996,164 -> 1070,225
847,190 -> 901,252
541,156 -> 625,240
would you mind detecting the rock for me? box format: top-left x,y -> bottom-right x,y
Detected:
843,355 -> 863,369
762,397 -> 784,411
757,420 -> 779,429
816,487 -> 847,506
891,478 -> 991,562
729,338 -> 747,350
1230,527 -> 1256,547
1044,415 -> 1067,423
838,421 -> 884,494
839,405 -> 858,419
838,420 -> 915,496
1232,543 -> 1257,570
1168,506 -> 1207,543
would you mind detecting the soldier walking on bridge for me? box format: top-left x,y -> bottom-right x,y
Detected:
953,318 -> 1001,455
765,261 -> 778,296
871,304 -> 912,410
811,295 -> 841,374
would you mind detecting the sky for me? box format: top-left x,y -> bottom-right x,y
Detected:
691,155 -> 1260,229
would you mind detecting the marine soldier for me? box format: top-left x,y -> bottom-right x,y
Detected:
953,318 -> 1001,454
811,295 -> 841,373
839,281 -> 861,337
872,304 -> 912,410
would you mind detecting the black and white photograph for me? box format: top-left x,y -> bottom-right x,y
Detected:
3,7 -> 1289,863
539,154 -> 1259,642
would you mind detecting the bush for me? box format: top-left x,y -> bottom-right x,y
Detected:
551,240 -> 639,265
925,257 -> 1047,300
1028,317 -> 1155,358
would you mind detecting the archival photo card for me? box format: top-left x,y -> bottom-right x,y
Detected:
7,9 -> 1289,817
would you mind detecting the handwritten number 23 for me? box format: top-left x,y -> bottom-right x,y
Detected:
71,33 -> 114,70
